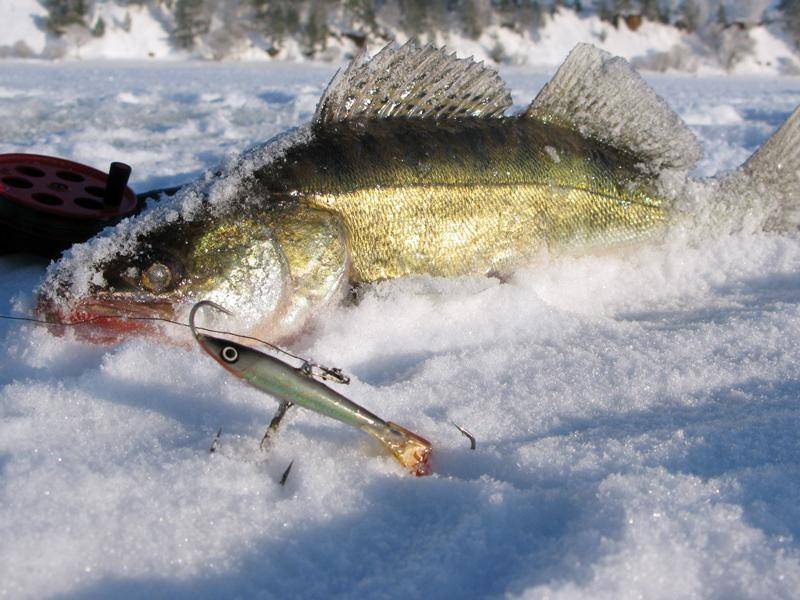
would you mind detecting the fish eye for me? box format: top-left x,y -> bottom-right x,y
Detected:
221,346 -> 239,363
141,262 -> 173,292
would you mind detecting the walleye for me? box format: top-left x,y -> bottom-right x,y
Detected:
36,42 -> 800,339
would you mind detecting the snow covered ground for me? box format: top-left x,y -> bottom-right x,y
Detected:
1,60 -> 800,598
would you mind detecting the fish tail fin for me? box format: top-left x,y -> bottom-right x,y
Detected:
733,104 -> 800,231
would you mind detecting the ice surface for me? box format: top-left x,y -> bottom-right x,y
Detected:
2,62 -> 800,599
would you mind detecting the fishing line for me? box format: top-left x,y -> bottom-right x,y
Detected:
0,311 -> 351,384
0,312 -> 308,362
0,313 -> 474,447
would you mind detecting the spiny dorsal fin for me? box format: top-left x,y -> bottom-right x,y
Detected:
525,43 -> 701,171
314,41 -> 512,124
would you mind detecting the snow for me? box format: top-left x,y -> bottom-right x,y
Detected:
0,0 -> 47,55
737,25 -> 800,76
489,9 -> 683,69
75,3 -> 176,61
2,60 -> 800,598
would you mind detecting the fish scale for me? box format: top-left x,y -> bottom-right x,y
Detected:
257,118 -> 665,281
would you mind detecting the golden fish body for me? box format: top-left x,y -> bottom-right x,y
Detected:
256,118 -> 666,286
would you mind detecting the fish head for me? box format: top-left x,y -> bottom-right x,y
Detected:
36,214 -> 292,342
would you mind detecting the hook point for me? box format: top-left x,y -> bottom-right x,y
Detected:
452,422 -> 476,450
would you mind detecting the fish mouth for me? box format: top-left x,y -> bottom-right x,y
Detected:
35,293 -> 177,343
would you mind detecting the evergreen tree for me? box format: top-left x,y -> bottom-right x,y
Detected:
44,0 -> 88,34
597,0 -> 615,23
462,0 -> 487,39
399,0 -> 430,40
730,0 -> 771,26
613,0 -> 631,17
678,0 -> 702,33
710,23 -> 754,70
518,0 -> 545,32
421,0 -> 449,39
716,1 -> 728,26
641,0 -> 659,21
174,0 -> 209,49
489,38 -> 506,62
305,1 -> 330,53
781,0 -> 800,47
346,0 -> 377,30
206,0 -> 248,59
641,0 -> 669,23
250,0 -> 273,37
91,17 -> 106,37
251,0 -> 302,39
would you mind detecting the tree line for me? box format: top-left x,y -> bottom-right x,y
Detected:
40,0 -> 796,59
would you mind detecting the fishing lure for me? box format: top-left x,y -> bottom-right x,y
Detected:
189,301 -> 432,476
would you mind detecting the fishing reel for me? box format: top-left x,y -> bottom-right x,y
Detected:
0,153 -> 140,258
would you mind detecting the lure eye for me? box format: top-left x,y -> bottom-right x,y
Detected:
221,346 -> 239,363
141,262 -> 173,292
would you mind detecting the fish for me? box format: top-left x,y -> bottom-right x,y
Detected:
35,42 -> 800,340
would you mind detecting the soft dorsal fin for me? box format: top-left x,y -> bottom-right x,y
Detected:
739,104 -> 800,230
314,41 -> 512,124
525,43 -> 701,171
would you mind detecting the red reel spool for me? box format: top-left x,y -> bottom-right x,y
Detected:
0,154 -> 137,257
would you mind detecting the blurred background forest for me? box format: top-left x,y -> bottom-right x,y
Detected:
4,0 -> 800,74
